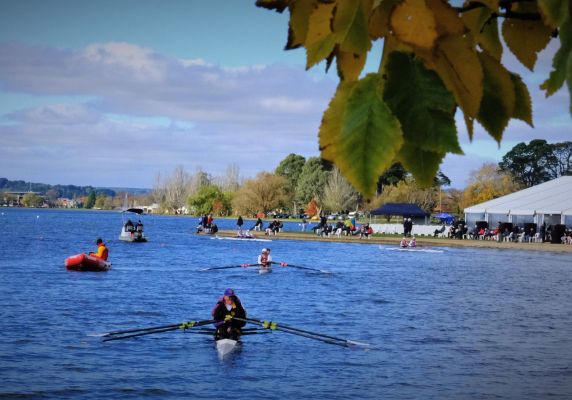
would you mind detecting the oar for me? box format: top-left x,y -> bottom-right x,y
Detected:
235,317 -> 368,348
101,319 -> 215,342
271,261 -> 331,274
198,263 -> 262,272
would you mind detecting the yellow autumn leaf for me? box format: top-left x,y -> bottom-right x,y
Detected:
424,35 -> 483,120
426,0 -> 466,37
305,2 -> 337,69
502,18 -> 553,71
390,0 -> 438,49
286,0 -> 316,50
337,50 -> 367,81
462,7 -> 503,60
369,0 -> 400,39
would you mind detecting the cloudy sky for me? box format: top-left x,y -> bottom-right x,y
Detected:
0,1 -> 569,189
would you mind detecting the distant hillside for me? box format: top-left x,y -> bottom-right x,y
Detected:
0,178 -> 149,198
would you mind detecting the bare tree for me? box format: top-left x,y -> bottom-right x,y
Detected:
320,167 -> 358,214
163,165 -> 191,213
219,163 -> 241,193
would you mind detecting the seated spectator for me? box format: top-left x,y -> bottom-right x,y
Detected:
433,224 -> 446,237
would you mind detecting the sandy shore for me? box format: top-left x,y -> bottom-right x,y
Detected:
217,230 -> 572,254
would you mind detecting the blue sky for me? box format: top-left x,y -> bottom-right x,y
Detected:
0,1 -> 569,189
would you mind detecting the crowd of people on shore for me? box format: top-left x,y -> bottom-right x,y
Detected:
440,220 -> 572,245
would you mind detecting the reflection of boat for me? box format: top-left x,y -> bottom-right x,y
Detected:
119,207 -> 148,242
65,253 -> 112,272
216,338 -> 239,358
212,235 -> 271,243
258,266 -> 272,274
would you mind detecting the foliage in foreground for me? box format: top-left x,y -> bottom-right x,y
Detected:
257,0 -> 572,198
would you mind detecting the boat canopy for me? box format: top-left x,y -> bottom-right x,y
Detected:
123,208 -> 144,214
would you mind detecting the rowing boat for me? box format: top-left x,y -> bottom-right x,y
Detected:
212,235 -> 272,243
216,338 -> 239,358
381,245 -> 444,253
258,267 -> 272,274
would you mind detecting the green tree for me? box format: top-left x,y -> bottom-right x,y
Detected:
552,141 -> 572,177
295,157 -> 331,206
498,139 -> 559,187
84,191 -> 96,209
376,162 -> 408,195
188,185 -> 231,216
258,0 -> 571,198
275,153 -> 306,192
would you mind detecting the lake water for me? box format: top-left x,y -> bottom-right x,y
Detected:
1,209 -> 571,399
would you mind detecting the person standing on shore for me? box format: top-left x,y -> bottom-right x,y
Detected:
237,215 -> 244,235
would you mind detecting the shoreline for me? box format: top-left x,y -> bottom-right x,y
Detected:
216,230 -> 572,254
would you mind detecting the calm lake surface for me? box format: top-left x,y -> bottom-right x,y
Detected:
1,209 -> 571,399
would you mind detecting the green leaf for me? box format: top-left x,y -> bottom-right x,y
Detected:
510,73 -> 534,126
383,51 -> 463,155
541,20 -> 572,97
537,0 -> 570,28
397,145 -> 445,187
319,73 -> 403,198
477,52 -> 516,143
333,0 -> 372,55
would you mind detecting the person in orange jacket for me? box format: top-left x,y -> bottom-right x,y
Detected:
89,238 -> 108,261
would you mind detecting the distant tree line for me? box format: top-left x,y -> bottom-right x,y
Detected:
0,178 -> 116,199
5,139 -> 569,216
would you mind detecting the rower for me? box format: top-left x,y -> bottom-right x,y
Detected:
258,248 -> 272,270
211,288 -> 246,340
399,237 -> 409,248
89,238 -> 109,260
408,236 -> 417,248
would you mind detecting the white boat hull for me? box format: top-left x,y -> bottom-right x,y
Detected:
216,338 -> 238,358
258,267 -> 272,274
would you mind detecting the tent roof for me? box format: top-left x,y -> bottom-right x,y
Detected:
371,203 -> 428,217
464,176 -> 572,216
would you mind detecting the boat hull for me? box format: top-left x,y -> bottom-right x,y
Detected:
119,231 -> 147,242
216,338 -> 238,358
65,253 -> 112,272
258,267 -> 272,274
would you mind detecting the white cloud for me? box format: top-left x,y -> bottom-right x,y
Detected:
0,41 -> 336,186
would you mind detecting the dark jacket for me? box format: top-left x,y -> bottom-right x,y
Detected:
211,298 -> 247,336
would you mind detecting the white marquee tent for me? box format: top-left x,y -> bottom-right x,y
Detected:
464,176 -> 572,227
